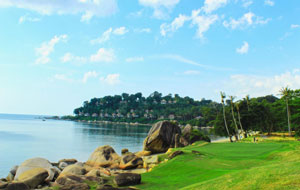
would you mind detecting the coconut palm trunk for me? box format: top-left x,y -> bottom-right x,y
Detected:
220,92 -> 232,142
236,104 -> 246,138
286,98 -> 291,136
230,96 -> 239,141
280,87 -> 292,137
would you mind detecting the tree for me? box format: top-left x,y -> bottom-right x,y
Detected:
245,95 -> 250,111
220,92 -> 232,142
235,102 -> 246,138
279,87 -> 292,136
229,96 -> 240,140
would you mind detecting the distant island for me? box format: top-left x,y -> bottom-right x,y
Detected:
62,88 -> 300,139
63,91 -> 221,127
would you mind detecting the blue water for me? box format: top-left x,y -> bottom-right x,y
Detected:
0,114 -> 151,177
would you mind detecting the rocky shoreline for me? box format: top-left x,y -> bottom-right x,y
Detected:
0,121 -> 211,190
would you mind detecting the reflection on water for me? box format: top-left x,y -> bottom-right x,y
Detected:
0,114 -> 151,177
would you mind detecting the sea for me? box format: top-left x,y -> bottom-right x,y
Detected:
0,113 -> 151,177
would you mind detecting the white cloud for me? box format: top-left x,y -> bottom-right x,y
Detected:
0,0 -> 118,21
91,27 -> 128,44
160,9 -> 218,38
223,12 -> 271,29
19,14 -> 41,24
291,24 -> 300,29
35,34 -> 68,64
90,48 -> 115,63
202,0 -> 228,14
134,28 -> 152,33
80,11 -> 93,22
264,0 -> 274,6
53,74 -> 73,82
100,74 -> 120,85
160,54 -> 209,68
236,41 -> 249,54
113,27 -> 128,35
242,0 -> 253,8
138,0 -> 180,19
82,71 -> 98,83
61,53 -> 87,64
160,14 -> 190,36
129,9 -> 144,18
191,11 -> 218,38
183,70 -> 200,75
91,28 -> 112,44
125,57 -> 144,63
222,71 -> 300,99
160,0 -> 226,38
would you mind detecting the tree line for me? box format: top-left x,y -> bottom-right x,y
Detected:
214,87 -> 300,141
67,88 -> 300,139
70,91 -> 220,126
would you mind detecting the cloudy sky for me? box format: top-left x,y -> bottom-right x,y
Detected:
0,0 -> 300,115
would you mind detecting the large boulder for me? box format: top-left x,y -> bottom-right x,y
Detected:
86,145 -> 120,167
56,175 -> 84,186
119,153 -> 143,170
9,166 -> 18,176
60,164 -> 86,177
58,159 -> 77,165
143,121 -> 181,153
85,169 -> 101,177
14,157 -> 55,182
135,150 -> 151,157
180,125 -> 211,145
0,181 -> 8,189
114,173 -> 141,186
180,124 -> 193,146
55,174 -> 102,186
182,124 -> 193,139
60,183 -> 90,190
5,182 -> 29,190
18,168 -> 49,188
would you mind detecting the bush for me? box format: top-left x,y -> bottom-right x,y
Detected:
190,129 -> 211,143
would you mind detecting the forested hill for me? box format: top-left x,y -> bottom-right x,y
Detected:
69,89 -> 299,137
71,91 -> 222,126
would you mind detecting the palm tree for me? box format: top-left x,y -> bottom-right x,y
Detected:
245,95 -> 250,112
230,96 -> 240,140
279,87 -> 292,136
235,102 -> 246,138
220,92 -> 232,142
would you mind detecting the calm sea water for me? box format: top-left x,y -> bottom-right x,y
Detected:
0,114 -> 151,177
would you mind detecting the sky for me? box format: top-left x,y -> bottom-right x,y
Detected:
0,0 -> 300,116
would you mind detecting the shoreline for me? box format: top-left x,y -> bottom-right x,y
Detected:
60,118 -> 152,127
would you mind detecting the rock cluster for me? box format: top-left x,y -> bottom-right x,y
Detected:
0,120 -> 210,190
143,121 -> 211,153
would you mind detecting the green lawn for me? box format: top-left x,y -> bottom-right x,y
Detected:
137,139 -> 300,190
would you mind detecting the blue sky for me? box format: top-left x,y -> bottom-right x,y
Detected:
0,0 -> 300,115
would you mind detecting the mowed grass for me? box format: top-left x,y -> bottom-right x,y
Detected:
137,139 -> 300,190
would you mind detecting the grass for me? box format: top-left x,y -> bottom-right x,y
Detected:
137,137 -> 300,190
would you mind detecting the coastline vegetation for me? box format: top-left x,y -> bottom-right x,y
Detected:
65,88 -> 300,141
